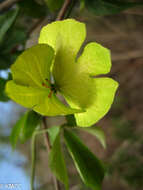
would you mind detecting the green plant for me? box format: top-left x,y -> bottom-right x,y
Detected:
1,0 -> 143,189
6,18 -> 118,190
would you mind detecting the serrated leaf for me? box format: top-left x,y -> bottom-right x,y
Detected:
0,7 -> 19,44
85,0 -> 143,16
48,126 -> 69,190
10,110 -> 41,149
45,0 -> 64,11
79,126 -> 106,149
64,129 -> 105,190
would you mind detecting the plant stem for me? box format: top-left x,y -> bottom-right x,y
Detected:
64,0 -> 76,19
42,117 -> 61,190
31,132 -> 37,190
56,0 -> 72,20
30,129 -> 51,190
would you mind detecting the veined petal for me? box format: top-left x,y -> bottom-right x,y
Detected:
77,42 -> 111,76
11,44 -> 54,88
6,81 -> 82,116
39,19 -> 86,86
39,19 -> 86,59
60,71 -> 94,109
34,92 -> 83,116
64,78 -> 119,127
5,80 -> 49,108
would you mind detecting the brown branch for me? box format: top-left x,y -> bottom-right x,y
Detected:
56,0 -> 72,21
42,117 -> 61,190
0,0 -> 21,12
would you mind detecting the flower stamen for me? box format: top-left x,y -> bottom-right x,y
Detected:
42,79 -> 57,98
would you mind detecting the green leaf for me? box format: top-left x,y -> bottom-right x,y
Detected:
79,126 -> 106,149
0,52 -> 19,70
48,125 -> 61,146
2,27 -> 27,53
10,110 -> 41,148
18,0 -> 47,18
0,77 -> 9,102
0,7 -> 19,44
10,112 -> 27,149
6,44 -> 81,116
65,114 -> 76,126
0,27 -> 27,70
85,0 -> 143,16
64,129 -> 105,190
45,0 -> 64,11
48,126 -> 69,190
80,0 -> 85,11
20,111 -> 42,142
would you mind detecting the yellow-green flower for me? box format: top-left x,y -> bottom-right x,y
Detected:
6,19 -> 118,127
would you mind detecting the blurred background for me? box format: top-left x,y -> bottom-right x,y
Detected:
0,0 -> 143,189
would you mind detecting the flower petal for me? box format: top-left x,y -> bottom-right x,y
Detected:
64,78 -> 119,127
39,19 -> 86,60
34,92 -> 83,116
77,42 -> 111,76
60,71 -> 94,109
39,19 -> 86,86
6,81 -> 82,116
6,81 -> 49,107
11,44 -> 54,88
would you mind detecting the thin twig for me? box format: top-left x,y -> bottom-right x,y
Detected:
31,132 -> 37,190
0,0 -> 21,12
56,0 -> 72,20
42,117 -> 51,151
42,117 -> 61,190
64,0 -> 76,19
